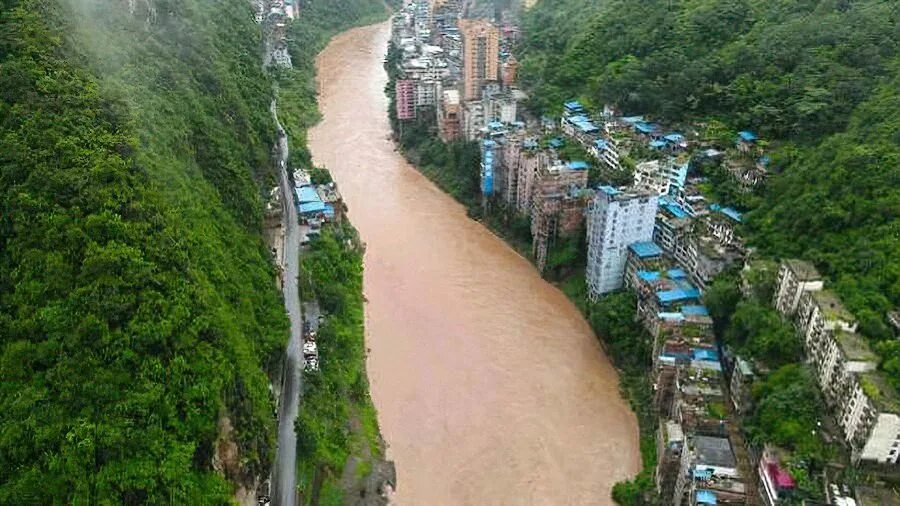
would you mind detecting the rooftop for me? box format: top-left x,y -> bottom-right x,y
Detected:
835,330 -> 877,363
630,241 -> 664,259
785,259 -> 821,281
694,435 -> 737,469
859,372 -> 900,413
811,290 -> 855,323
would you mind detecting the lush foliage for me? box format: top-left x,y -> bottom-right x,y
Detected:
0,0 -> 288,502
295,225 -> 382,502
745,365 -> 831,501
584,291 -> 658,505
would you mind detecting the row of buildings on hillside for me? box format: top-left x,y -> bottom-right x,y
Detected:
774,260 -> 900,466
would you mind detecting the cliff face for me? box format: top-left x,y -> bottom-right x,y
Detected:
0,1 -> 287,502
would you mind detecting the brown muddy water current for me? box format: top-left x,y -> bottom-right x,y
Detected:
307,21 -> 640,505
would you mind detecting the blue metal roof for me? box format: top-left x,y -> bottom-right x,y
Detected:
681,305 -> 709,316
693,348 -> 719,362
594,139 -> 608,150
667,268 -> 687,279
488,121 -> 504,129
598,185 -> 620,196
710,204 -> 742,223
697,489 -> 717,505
649,140 -> 667,149
548,138 -> 564,148
299,201 -> 327,214
664,133 -> 685,143
630,241 -> 663,258
564,100 -> 583,111
621,116 -> 644,124
738,130 -> 757,142
567,160 -> 589,170
296,186 -> 321,204
657,288 -> 701,304
665,203 -> 689,219
638,270 -> 661,282
635,121 -> 656,134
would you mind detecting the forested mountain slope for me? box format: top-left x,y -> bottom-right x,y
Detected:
0,0 -> 288,502
519,0 -> 899,374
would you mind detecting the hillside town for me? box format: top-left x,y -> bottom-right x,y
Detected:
389,1 -> 899,504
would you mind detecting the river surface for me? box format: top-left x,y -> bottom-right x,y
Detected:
308,22 -> 640,505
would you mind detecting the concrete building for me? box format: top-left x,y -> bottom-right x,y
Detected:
461,100 -> 485,140
438,89 -> 460,141
773,259 -> 823,316
786,280 -> 900,464
586,186 -> 658,298
530,161 -> 590,271
633,158 -> 689,196
459,18 -> 499,100
395,79 -> 415,120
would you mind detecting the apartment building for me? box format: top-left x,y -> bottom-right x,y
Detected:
773,259 -> 823,316
438,89 -> 460,141
529,161 -> 590,271
586,186 -> 658,298
458,18 -> 499,101
780,272 -> 900,464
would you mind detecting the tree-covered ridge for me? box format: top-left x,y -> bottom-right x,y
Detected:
521,0 -> 899,140
0,0 -> 287,502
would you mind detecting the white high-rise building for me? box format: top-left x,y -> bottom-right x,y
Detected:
586,186 -> 659,298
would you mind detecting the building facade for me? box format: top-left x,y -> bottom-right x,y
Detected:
458,18 -> 499,101
586,187 -> 658,298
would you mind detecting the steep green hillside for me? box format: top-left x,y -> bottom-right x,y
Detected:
0,0 -> 287,502
519,0 -> 899,349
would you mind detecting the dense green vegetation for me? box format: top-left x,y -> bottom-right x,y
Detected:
519,0 -> 900,386
584,290 -> 658,506
295,224 -> 383,504
0,0 -> 288,502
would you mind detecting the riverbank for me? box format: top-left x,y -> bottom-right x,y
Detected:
383,39 -> 657,505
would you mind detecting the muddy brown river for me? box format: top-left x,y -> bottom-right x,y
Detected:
307,22 -> 640,505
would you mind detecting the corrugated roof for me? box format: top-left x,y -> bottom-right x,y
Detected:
567,160 -> 589,170
738,130 -> 757,142
630,241 -> 663,258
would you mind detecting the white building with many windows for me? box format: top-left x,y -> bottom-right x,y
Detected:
586,186 -> 658,298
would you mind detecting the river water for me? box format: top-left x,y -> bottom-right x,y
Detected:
308,22 -> 640,505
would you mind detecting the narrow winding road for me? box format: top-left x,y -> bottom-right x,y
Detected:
271,100 -> 302,506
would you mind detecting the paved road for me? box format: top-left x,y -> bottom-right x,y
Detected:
271,100 -> 302,506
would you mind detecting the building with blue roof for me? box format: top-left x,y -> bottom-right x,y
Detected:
737,130 -> 757,142
564,100 -> 584,113
650,140 -> 667,149
630,241 -> 664,259
567,160 -> 589,170
548,137 -> 564,149
657,287 -> 702,305
696,489 -> 717,505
